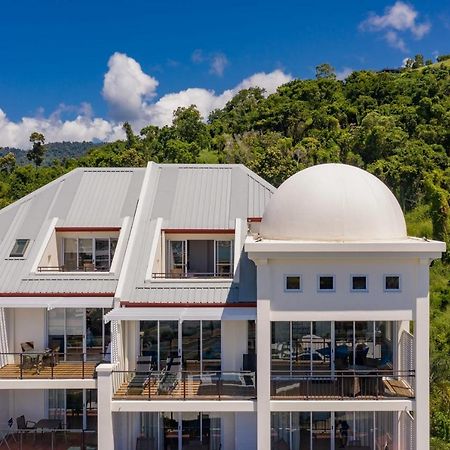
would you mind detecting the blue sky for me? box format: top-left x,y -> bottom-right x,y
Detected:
0,0 -> 448,147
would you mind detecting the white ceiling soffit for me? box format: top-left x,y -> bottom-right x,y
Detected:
104,307 -> 256,323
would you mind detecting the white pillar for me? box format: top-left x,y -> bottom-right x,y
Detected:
413,258 -> 430,450
97,363 -> 115,450
257,298 -> 271,450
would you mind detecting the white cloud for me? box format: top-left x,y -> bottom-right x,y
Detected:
0,107 -> 124,149
192,49 -> 230,76
360,1 -> 431,52
209,53 -> 229,76
335,67 -> 353,81
102,52 -> 159,122
0,53 -> 293,148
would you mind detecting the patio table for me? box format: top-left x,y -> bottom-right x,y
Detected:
34,419 -> 62,450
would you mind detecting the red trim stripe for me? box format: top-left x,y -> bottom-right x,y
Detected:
0,292 -> 115,297
55,227 -> 121,232
120,301 -> 256,308
162,229 -> 235,234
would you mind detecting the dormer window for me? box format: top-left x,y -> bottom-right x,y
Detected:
63,237 -> 118,271
10,239 -> 30,257
161,238 -> 234,279
37,229 -> 120,272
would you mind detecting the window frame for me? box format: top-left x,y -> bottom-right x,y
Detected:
9,239 -> 31,258
384,274 -> 401,292
284,274 -> 302,292
350,274 -> 369,293
317,274 -> 335,292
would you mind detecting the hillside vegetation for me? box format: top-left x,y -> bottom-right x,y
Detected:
0,61 -> 449,447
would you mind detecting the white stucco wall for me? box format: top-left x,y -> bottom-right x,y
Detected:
9,389 -> 46,423
221,321 -> 248,371
235,412 -> 257,450
262,257 -> 418,316
11,308 -> 46,353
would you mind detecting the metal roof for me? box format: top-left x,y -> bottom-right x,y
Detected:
0,168 -> 145,296
0,163 -> 275,304
118,163 -> 275,304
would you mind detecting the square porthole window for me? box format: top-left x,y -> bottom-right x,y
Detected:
9,239 -> 30,258
285,275 -> 301,292
351,275 -> 368,292
318,275 -> 335,292
384,275 -> 401,292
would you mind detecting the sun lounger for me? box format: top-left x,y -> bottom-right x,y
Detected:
127,356 -> 152,395
157,357 -> 181,394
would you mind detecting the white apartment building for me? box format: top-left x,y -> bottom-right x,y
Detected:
0,162 -> 445,450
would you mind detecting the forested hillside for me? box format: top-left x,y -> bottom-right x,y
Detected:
0,61 -> 449,448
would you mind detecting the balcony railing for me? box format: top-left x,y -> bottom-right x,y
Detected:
0,352 -> 109,380
0,428 -> 97,450
113,370 -> 256,400
37,264 -> 110,272
271,369 -> 415,400
152,272 -> 233,279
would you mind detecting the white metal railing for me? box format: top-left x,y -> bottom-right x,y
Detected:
400,329 -> 415,390
0,308 -> 10,368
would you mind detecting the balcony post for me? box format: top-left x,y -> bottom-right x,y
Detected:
96,363 -> 115,450
256,298 -> 270,450
414,258 -> 430,450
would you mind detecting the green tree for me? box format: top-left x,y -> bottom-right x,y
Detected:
315,63 -> 336,79
27,132 -> 46,166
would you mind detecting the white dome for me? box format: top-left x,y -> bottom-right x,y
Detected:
260,164 -> 407,241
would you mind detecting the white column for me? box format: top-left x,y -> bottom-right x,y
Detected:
413,258 -> 430,450
97,363 -> 115,450
257,298 -> 271,450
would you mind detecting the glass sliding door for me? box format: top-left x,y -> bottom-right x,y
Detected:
311,322 -> 332,374
66,389 -> 83,429
140,320 -> 158,365
94,239 -> 110,271
182,321 -> 200,372
159,321 -> 179,369
66,308 -> 84,361
375,321 -> 393,368
86,308 -> 103,360
168,241 -> 186,276
292,322 -> 311,373
215,241 -> 233,276
63,238 -> 77,271
202,321 -> 221,371
271,322 -> 291,374
48,308 -> 65,353
78,238 -> 93,270
335,322 -> 353,370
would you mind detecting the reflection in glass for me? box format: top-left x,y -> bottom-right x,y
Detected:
335,322 -> 353,370
169,241 -> 186,275
86,309 -> 103,360
311,322 -> 331,374
63,238 -> 77,271
78,239 -> 93,270
66,389 -> 83,429
182,321 -> 200,371
140,321 -> 158,366
215,241 -> 233,276
202,321 -> 221,371
375,321 -> 393,368
271,322 -> 290,374
159,321 -> 178,369
66,308 -> 83,360
292,322 -> 311,373
95,239 -> 110,270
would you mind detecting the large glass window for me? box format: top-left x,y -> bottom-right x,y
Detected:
182,321 -> 201,372
63,237 -> 117,271
47,308 -> 110,360
202,321 -> 221,371
272,411 -> 395,450
166,239 -> 234,278
272,321 -> 394,375
215,241 -> 233,276
159,321 -> 178,369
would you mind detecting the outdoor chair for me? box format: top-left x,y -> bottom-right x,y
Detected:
16,415 -> 36,434
20,341 -> 34,352
157,357 -> 181,394
127,356 -> 152,395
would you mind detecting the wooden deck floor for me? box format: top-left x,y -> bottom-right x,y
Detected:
113,378 -> 256,400
0,361 -> 97,379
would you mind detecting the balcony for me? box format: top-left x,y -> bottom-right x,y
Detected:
271,369 -> 415,400
112,370 -> 256,401
0,352 -> 107,380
